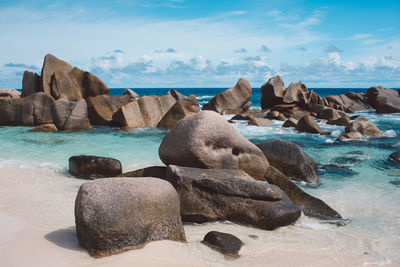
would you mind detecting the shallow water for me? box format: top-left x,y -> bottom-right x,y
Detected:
0,88 -> 399,266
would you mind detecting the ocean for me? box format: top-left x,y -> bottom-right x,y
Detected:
0,87 -> 399,266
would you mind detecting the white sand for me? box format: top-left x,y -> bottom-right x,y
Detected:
0,165 -> 398,266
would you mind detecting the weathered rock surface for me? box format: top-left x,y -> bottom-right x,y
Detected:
345,117 -> 383,137
248,117 -> 272,126
257,140 -> 319,185
75,178 -> 186,257
327,116 -> 350,126
325,93 -> 371,112
282,117 -> 298,128
0,89 -> 21,101
21,71 -> 41,97
123,89 -> 140,99
231,109 -> 267,121
159,111 -> 270,180
117,166 -> 167,179
166,89 -> 187,101
202,231 -> 244,257
86,95 -> 132,125
336,132 -> 361,141
203,79 -> 252,114
51,99 -> 91,130
367,86 -> 400,113
164,165 -> 300,230
41,54 -> 109,101
30,123 -> 58,132
296,115 -> 322,134
283,81 -> 308,104
69,155 -> 122,178
261,76 -> 285,110
112,94 -> 176,129
0,92 -> 54,126
157,95 -> 199,128
264,166 -> 342,220
318,108 -> 343,120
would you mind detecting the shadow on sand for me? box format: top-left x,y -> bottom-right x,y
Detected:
44,226 -> 84,252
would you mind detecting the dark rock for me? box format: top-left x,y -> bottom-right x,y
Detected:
21,71 -> 41,97
345,117 -> 383,137
164,165 -> 301,230
75,177 -> 186,257
51,99 -> 92,130
69,155 -> 122,178
30,123 -> 58,132
389,180 -> 400,187
257,140 -> 318,185
86,95 -> 132,125
319,164 -> 358,178
202,231 -> 244,257
389,151 -> 400,164
157,95 -> 199,128
123,89 -> 140,99
159,111 -> 270,180
296,115 -> 322,134
203,78 -> 252,114
327,116 -> 350,126
248,117 -> 272,126
282,117 -> 298,128
117,166 -> 167,179
283,81 -> 308,104
261,76 -> 285,110
264,166 -> 342,220
366,86 -> 399,112
0,92 -> 54,126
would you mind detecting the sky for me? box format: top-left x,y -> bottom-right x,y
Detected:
0,0 -> 399,88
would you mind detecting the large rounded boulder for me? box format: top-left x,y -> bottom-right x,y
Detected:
257,140 -> 319,185
75,178 -> 186,257
159,111 -> 269,180
345,117 -> 383,137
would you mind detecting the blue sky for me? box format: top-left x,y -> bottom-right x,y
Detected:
0,0 -> 399,88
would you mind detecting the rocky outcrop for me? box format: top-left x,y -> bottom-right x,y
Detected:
0,92 -> 54,126
202,231 -> 244,257
296,115 -> 322,134
248,117 -> 272,126
345,117 -> 383,137
41,54 -> 109,101
51,99 -> 91,130
0,89 -> 21,101
283,81 -> 308,104
324,92 -> 371,112
159,111 -> 270,180
257,140 -> 318,185
367,86 -> 400,113
264,166 -> 341,220
261,75 -> 285,110
203,78 -> 252,114
157,95 -> 199,128
86,95 -> 132,125
30,123 -> 58,132
112,94 -> 176,129
21,71 -> 41,97
69,155 -> 122,178
75,178 -> 186,257
123,89 -> 140,99
164,165 -> 300,230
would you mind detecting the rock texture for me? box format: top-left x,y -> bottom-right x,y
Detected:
367,86 -> 400,113
324,93 -> 371,112
51,99 -> 91,130
0,89 -> 21,101
202,231 -> 244,257
86,95 -> 132,125
69,155 -> 122,178
30,123 -> 58,132
0,92 -> 54,126
75,178 -> 186,257
202,79 -> 252,114
283,81 -> 308,104
261,75 -> 285,110
257,140 -> 319,185
21,71 -> 41,97
264,166 -> 342,220
164,165 -> 300,229
112,94 -> 176,129
123,89 -> 140,99
345,117 -> 383,137
247,117 -> 272,126
117,166 -> 167,179
296,115 -> 322,134
157,95 -> 199,128
159,111 -> 270,180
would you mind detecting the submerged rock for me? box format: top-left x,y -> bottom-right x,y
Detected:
69,155 -> 122,178
261,75 -> 285,109
202,231 -> 244,257
264,166 -> 342,220
318,164 -> 358,178
257,140 -> 319,185
30,123 -> 58,132
164,165 -> 301,230
159,111 -> 270,180
389,151 -> 400,164
75,178 -> 186,257
202,78 -> 252,114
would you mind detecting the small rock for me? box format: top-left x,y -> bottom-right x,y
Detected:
69,155 -> 122,178
248,117 -> 272,126
202,231 -> 244,257
296,115 -> 322,134
282,117 -> 298,128
30,123 -> 58,132
327,116 -> 350,126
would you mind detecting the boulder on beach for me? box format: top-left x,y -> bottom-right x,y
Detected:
75,177 -> 186,257
51,99 -> 91,130
69,155 -> 122,178
202,231 -> 244,257
202,78 -> 252,114
296,115 -> 322,134
283,81 -> 308,104
86,95 -> 132,125
261,75 -> 285,110
112,94 -> 176,129
157,95 -> 199,128
367,86 -> 400,113
264,166 -> 342,220
123,89 -> 140,99
164,165 -> 301,230
21,71 -> 41,97
257,140 -> 319,185
30,123 -> 58,132
345,117 -> 383,137
41,54 -> 109,101
0,92 -> 54,126
159,111 -> 270,180
0,88 -> 21,101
